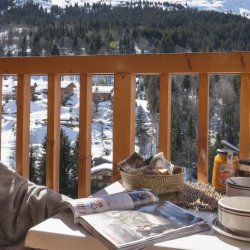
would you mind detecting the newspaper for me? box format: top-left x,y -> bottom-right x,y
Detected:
76,201 -> 210,250
118,152 -> 177,175
62,189 -> 159,221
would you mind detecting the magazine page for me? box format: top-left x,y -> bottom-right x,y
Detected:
76,201 -> 210,250
64,189 -> 159,221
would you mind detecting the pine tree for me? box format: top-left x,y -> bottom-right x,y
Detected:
50,43 -> 60,55
182,75 -> 191,91
136,105 -> 149,156
29,145 -> 37,183
18,36 -> 28,56
37,137 -> 47,185
70,135 -> 79,198
59,128 -> 73,196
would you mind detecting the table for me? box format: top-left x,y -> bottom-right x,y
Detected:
25,182 -> 250,250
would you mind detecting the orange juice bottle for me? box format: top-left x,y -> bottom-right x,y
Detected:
212,149 -> 239,192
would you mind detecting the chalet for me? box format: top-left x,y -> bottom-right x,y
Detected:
61,82 -> 76,101
11,82 -> 38,101
92,86 -> 113,102
91,163 -> 113,193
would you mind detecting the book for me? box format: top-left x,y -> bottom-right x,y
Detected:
63,189 -> 210,250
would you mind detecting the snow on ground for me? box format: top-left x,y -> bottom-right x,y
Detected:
0,76 -> 119,168
1,75 -> 156,170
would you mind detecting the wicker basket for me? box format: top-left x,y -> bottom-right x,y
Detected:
119,167 -> 185,195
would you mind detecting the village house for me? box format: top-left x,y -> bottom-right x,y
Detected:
61,82 -> 76,102
11,82 -> 38,101
92,86 -> 113,102
91,163 -> 113,194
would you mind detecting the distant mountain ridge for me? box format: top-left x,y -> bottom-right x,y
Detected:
14,0 -> 250,17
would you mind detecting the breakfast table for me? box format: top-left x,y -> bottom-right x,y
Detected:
25,181 -> 250,250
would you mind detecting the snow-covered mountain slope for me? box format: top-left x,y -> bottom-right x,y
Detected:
14,0 -> 250,17
169,0 -> 250,17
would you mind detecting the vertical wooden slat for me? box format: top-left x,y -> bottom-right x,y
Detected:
46,74 -> 61,191
113,73 -> 136,181
240,74 -> 250,159
16,74 -> 30,178
198,73 -> 209,183
159,74 -> 172,160
0,75 -> 2,161
78,74 -> 92,197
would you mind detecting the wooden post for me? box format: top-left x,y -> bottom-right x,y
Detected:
113,73 -> 136,181
159,74 -> 172,160
0,75 -> 2,161
16,74 -> 30,178
198,73 -> 209,183
46,74 -> 61,191
78,74 -> 92,197
240,74 -> 250,159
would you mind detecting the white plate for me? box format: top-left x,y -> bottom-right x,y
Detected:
212,218 -> 250,242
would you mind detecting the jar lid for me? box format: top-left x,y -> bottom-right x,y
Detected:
217,149 -> 238,156
239,159 -> 250,165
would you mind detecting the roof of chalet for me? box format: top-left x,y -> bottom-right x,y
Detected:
92,86 -> 113,94
91,163 -> 112,174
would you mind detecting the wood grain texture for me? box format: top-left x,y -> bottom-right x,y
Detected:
198,73 -> 209,183
159,74 -> 172,160
240,74 -> 250,159
1,52 -> 250,74
78,74 -> 92,197
16,74 -> 30,178
113,73 -> 136,181
0,76 -> 2,161
46,74 -> 61,191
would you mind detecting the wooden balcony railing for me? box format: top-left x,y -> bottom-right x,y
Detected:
0,52 -> 249,197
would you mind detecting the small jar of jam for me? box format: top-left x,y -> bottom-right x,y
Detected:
212,149 -> 239,192
238,159 -> 250,177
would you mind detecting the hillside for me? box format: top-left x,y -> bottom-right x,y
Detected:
13,0 -> 250,17
1,2 -> 250,57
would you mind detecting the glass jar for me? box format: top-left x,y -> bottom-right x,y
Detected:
239,159 -> 250,177
212,149 -> 239,192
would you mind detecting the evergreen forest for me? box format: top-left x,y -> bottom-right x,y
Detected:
0,1 -> 250,56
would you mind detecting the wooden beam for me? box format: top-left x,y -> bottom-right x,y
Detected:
46,74 -> 61,191
1,52 -> 250,74
113,73 -> 136,181
0,75 -> 2,161
240,74 -> 250,159
78,74 -> 92,198
198,73 -> 209,183
16,74 -> 30,178
159,74 -> 172,160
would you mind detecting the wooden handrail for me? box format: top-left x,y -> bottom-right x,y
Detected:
1,52 -> 250,74
0,53 -> 249,197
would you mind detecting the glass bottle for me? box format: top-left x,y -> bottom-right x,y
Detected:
212,149 -> 239,192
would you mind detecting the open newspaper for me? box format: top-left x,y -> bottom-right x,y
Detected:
63,190 -> 210,250
63,189 -> 159,221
